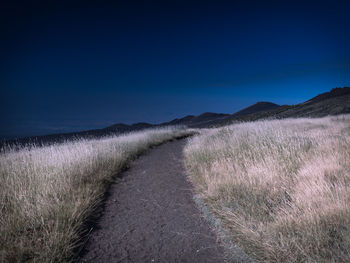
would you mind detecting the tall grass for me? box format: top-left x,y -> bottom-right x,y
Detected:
0,127 -> 192,262
184,115 -> 350,262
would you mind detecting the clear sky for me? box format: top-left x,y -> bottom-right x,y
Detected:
1,0 -> 350,137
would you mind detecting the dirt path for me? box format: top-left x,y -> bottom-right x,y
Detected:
79,138 -> 226,262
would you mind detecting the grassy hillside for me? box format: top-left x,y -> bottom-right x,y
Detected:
184,115 -> 350,262
217,87 -> 350,126
228,88 -> 350,124
0,127 -> 192,262
278,94 -> 350,118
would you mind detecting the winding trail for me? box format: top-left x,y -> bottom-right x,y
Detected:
79,138 -> 226,262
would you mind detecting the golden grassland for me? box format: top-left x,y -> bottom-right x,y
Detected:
184,115 -> 350,262
0,127 -> 192,262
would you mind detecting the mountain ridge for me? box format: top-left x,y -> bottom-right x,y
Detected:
232,102 -> 280,117
307,87 -> 350,103
2,87 -> 350,146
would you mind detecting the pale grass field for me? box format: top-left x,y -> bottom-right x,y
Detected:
0,127 -> 191,262
184,115 -> 350,262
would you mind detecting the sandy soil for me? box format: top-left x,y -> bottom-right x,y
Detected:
78,138 -> 226,262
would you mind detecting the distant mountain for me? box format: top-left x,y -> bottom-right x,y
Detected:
160,102 -> 280,128
232,102 -> 280,117
2,87 -> 350,147
162,103 -> 281,128
104,122 -> 154,132
222,87 -> 350,124
277,90 -> 350,118
163,112 -> 231,128
307,87 -> 350,103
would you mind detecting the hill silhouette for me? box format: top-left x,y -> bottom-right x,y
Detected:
165,112 -> 231,128
2,87 -> 350,146
308,87 -> 350,103
224,87 -> 350,124
232,102 -> 280,117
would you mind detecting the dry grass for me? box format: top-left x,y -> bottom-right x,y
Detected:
0,127 -> 192,262
184,115 -> 350,262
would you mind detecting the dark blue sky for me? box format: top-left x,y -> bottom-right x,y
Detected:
1,0 -> 350,137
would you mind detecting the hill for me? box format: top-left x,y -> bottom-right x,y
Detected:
223,87 -> 350,124
163,112 -> 231,128
232,102 -> 280,117
307,86 -> 350,103
2,87 -> 350,146
161,102 -> 280,128
104,122 -> 154,132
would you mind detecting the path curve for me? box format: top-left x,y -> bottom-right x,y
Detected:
79,138 -> 226,262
